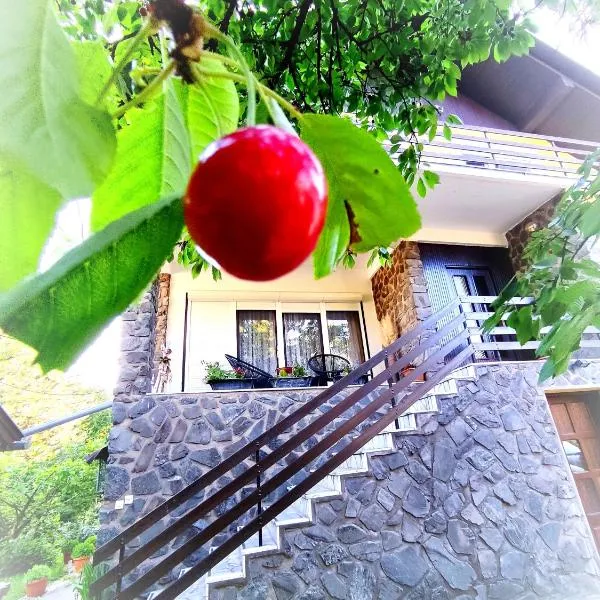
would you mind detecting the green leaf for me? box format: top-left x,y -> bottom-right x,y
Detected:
71,40 -> 113,107
538,356 -> 556,382
312,193 -> 351,278
92,81 -> 191,230
188,58 -> 239,159
0,195 -> 184,372
0,156 -> 62,291
423,169 -> 440,188
0,0 -> 116,198
442,124 -> 452,141
300,115 -> 420,274
417,178 -> 427,198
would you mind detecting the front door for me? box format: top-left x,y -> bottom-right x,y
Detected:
447,267 -> 498,362
548,392 -> 600,550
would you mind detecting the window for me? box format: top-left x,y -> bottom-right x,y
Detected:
283,313 -> 324,368
237,310 -> 278,375
326,311 -> 365,366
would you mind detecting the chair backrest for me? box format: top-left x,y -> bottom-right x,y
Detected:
225,355 -> 273,380
307,353 -> 351,375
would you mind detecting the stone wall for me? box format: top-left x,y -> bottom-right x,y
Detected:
113,282 -> 158,404
152,273 -> 171,383
370,242 -> 432,345
215,360 -> 600,600
505,195 -> 561,272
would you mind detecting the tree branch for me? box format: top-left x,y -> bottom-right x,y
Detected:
280,0 -> 313,76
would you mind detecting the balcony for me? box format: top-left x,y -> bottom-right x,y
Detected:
419,124 -> 597,181
393,125 -> 599,246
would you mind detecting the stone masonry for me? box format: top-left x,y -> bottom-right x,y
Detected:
371,242 -> 432,345
100,356 -> 600,599
153,273 -> 172,382
114,282 -> 158,404
216,360 -> 600,599
505,194 -> 561,273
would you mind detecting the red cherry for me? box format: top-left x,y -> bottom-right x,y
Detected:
184,125 -> 328,281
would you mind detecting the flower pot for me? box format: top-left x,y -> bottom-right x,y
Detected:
72,556 -> 90,573
274,376 -> 312,388
62,551 -> 72,564
208,378 -> 254,390
25,578 -> 48,598
401,366 -> 425,382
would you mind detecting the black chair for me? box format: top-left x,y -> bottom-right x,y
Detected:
308,354 -> 352,386
225,355 -> 275,388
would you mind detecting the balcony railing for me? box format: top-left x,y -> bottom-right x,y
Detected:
394,125 -> 599,180
460,296 -> 600,358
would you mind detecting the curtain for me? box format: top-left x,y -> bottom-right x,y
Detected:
237,310 -> 278,375
326,311 -> 365,366
283,313 -> 324,368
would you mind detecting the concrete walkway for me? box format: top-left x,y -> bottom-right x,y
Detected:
34,581 -> 75,600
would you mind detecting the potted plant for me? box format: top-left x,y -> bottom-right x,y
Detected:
24,565 -> 51,598
60,537 -> 77,564
274,364 -> 312,388
72,537 -> 95,573
202,361 -> 254,390
74,563 -> 110,600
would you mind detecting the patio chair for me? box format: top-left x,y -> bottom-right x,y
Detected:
307,353 -> 352,386
225,355 -> 275,388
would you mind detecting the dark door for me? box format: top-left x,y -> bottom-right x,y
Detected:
447,267 -> 498,361
548,393 -> 600,550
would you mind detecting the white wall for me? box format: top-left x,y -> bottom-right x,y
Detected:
165,258 -> 383,392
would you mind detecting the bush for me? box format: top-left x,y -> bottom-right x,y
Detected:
24,565 -> 51,584
0,535 -> 61,577
72,537 -> 95,559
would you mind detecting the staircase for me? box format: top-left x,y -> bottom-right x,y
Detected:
91,300 -> 474,600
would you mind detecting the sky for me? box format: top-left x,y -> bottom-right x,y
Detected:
533,8 -> 600,75
37,8 -> 599,395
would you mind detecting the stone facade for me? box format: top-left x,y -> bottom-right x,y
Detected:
153,273 -> 171,383
505,195 -> 561,272
371,242 -> 432,345
113,282 -> 158,404
100,356 -> 600,599
215,360 -> 600,600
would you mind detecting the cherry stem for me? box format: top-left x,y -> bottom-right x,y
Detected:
203,21 -> 256,127
111,61 -> 176,120
96,19 -> 157,107
195,66 -> 303,121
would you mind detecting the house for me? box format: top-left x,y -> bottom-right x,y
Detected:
94,41 -> 600,600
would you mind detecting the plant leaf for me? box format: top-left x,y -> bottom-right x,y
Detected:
188,58 -> 239,159
300,115 -> 420,275
0,155 -> 62,291
92,81 -> 191,230
0,0 -> 116,198
312,193 -> 351,278
0,195 -> 184,372
72,40 -> 113,107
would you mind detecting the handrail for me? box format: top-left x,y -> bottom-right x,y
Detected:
91,300 -> 467,599
94,298 -> 460,562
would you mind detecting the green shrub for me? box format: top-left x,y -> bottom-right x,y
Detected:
72,537 -> 95,559
24,565 -> 51,584
0,535 -> 61,577
74,563 -> 111,600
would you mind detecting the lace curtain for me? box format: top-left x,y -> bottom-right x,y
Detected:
283,313 -> 324,368
326,311 -> 365,366
237,310 -> 278,375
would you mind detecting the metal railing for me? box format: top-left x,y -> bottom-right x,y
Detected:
91,300 -> 473,600
460,295 -> 600,354
391,124 -> 599,180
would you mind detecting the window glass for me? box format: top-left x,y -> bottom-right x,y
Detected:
283,313 -> 324,368
237,310 -> 278,375
326,311 -> 365,366
562,439 -> 589,473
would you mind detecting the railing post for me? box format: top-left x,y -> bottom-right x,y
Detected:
255,443 -> 263,546
384,349 -> 400,430
116,541 -> 125,598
